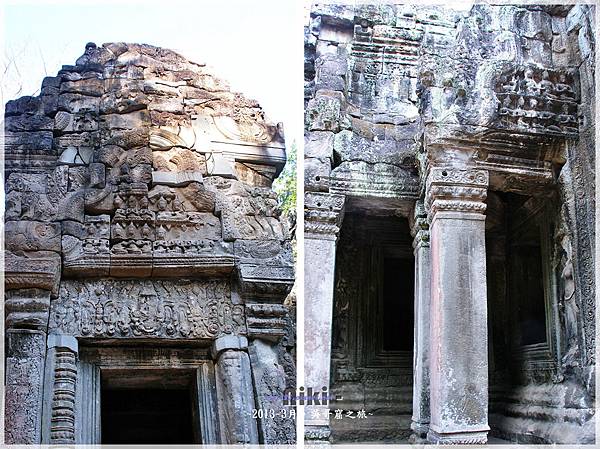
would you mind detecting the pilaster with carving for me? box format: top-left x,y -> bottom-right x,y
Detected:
234,237 -> 296,444
41,335 -> 78,445
212,336 -> 260,444
304,192 -> 345,443
425,167 -> 490,445
409,201 -> 431,441
4,285 -> 53,444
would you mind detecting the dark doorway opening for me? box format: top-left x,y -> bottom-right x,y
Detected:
383,256 -> 414,351
101,388 -> 194,444
512,242 -> 547,345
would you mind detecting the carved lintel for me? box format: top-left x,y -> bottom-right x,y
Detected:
425,167 -> 489,219
49,280 -> 245,339
305,192 -> 345,240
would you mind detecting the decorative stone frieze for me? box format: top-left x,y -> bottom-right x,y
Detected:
49,279 -> 245,339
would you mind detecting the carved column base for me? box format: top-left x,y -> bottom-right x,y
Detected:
305,424 -> 331,444
427,428 -> 488,445
410,420 -> 430,440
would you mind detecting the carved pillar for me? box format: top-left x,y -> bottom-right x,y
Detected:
42,335 -> 78,444
4,288 -> 52,445
212,336 -> 259,444
5,329 -> 47,444
304,192 -> 345,443
425,167 -> 490,444
235,238 -> 296,444
410,201 -> 431,440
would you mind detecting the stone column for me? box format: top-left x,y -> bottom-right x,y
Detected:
4,288 -> 52,444
5,329 -> 47,444
4,245 -> 61,444
235,238 -> 296,444
409,201 -> 431,440
212,336 -> 259,444
425,167 -> 490,444
304,192 -> 345,443
41,334 -> 78,445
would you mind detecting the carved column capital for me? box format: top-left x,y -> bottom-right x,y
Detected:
211,335 -> 249,359
410,201 -> 430,249
425,167 -> 489,219
5,251 -> 62,295
304,192 -> 345,240
245,303 -> 288,342
5,288 -> 51,332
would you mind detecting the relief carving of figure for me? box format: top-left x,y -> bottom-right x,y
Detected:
554,73 -> 575,99
559,235 -> 580,368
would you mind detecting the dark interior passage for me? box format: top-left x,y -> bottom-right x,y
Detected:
101,388 -> 194,444
383,257 -> 414,351
512,243 -> 547,345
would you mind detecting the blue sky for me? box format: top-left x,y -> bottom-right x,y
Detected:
1,0 -> 303,144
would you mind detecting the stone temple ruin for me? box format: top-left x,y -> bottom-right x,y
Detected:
304,3 -> 595,445
4,42 -> 295,444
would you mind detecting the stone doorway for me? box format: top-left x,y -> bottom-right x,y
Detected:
331,213 -> 415,442
101,388 -> 195,444
486,192 -> 562,442
75,346 -> 219,444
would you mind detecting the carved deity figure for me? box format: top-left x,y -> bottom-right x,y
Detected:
559,235 -> 580,368
522,68 -> 540,96
540,70 -> 555,98
499,95 -> 512,116
557,103 -> 578,133
554,73 -> 575,99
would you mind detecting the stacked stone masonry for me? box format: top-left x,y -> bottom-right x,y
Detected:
305,3 -> 595,444
4,42 -> 295,444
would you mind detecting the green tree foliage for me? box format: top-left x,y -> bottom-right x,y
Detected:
273,141 -> 297,219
